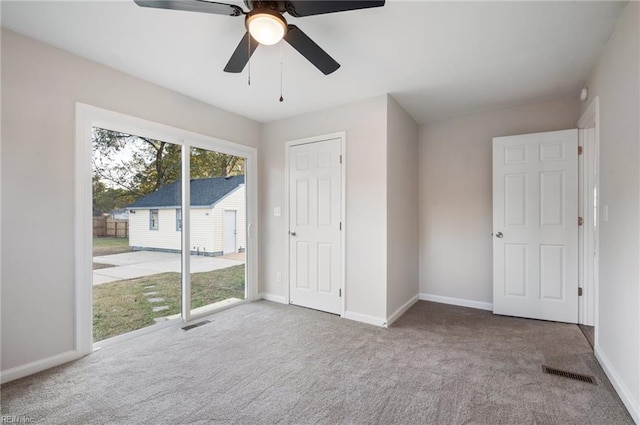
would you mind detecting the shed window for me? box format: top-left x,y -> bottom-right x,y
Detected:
176,208 -> 182,231
149,209 -> 159,230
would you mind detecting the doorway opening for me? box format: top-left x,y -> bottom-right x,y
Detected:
76,103 -> 257,352
91,129 -> 247,342
186,146 -> 247,319
91,128 -> 184,341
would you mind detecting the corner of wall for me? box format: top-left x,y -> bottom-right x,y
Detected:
385,96 -> 420,323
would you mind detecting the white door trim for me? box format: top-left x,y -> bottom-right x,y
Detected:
284,132 -> 346,317
577,97 -> 600,338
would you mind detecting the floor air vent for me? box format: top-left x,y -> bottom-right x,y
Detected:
181,320 -> 212,331
542,365 -> 597,384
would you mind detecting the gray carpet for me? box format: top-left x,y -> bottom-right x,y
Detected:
1,301 -> 634,424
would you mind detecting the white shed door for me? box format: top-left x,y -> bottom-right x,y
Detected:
289,138 -> 342,315
493,129 -> 578,323
223,210 -> 237,254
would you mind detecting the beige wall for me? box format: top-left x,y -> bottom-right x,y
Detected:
261,94 -> 420,325
386,96 -> 419,320
580,2 -> 640,419
260,95 -> 389,323
1,29 -> 260,372
418,98 -> 580,305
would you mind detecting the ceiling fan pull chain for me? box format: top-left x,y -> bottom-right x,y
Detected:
247,33 -> 251,86
279,41 -> 284,102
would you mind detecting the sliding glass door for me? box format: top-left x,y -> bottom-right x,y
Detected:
92,128 -> 184,341
187,146 -> 247,318
88,121 -> 253,343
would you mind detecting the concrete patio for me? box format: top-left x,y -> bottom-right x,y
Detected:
92,251 -> 245,285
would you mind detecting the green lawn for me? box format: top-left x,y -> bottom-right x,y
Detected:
93,265 -> 245,341
93,237 -> 130,256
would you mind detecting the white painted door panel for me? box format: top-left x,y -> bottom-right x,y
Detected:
289,138 -> 342,314
493,129 -> 578,323
223,210 -> 237,254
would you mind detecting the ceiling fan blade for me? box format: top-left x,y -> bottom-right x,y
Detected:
285,0 -> 384,17
284,25 -> 340,75
134,0 -> 244,17
224,32 -> 259,73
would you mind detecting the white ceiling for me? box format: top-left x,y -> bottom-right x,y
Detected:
1,1 -> 626,124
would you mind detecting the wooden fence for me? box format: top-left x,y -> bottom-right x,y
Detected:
93,217 -> 129,238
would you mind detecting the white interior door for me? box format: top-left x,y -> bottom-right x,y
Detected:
493,129 -> 578,323
223,210 -> 237,254
289,138 -> 342,314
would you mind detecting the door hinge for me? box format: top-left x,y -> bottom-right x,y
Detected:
578,287 -> 583,296
339,222 -> 342,231
339,288 -> 342,297
578,146 -> 583,155
578,217 -> 583,226
339,155 -> 342,164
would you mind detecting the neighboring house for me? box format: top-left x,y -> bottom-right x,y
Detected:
127,175 -> 245,256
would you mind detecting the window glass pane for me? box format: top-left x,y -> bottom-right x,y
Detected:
189,147 -> 246,316
150,209 -> 159,230
176,208 -> 182,231
92,128 -> 182,341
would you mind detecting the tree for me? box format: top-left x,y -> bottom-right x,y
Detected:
92,128 -> 244,216
92,176 -> 138,216
92,128 -> 180,196
190,147 -> 244,178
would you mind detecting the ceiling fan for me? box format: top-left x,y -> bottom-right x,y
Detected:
134,0 -> 385,75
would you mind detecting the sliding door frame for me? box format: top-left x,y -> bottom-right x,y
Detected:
75,103 -> 258,354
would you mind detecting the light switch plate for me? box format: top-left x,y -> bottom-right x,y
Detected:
274,207 -> 281,217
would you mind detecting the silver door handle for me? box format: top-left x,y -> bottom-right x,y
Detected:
495,232 -> 503,238
289,231 -> 296,236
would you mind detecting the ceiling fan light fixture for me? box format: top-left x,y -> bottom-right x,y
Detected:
246,9 -> 287,46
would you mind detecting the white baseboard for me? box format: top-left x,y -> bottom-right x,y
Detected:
386,294 -> 419,327
594,346 -> 640,424
1,349 -> 82,384
260,293 -> 287,304
419,293 -> 493,311
262,293 -> 387,328
344,311 -> 387,327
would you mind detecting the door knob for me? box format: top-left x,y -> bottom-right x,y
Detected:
289,231 -> 296,236
495,232 -> 503,238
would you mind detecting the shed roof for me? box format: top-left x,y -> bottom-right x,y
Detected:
127,175 -> 244,209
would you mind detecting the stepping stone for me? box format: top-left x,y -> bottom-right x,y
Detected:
153,317 -> 167,324
143,291 -> 158,297
152,306 -> 169,313
144,285 -> 156,289
148,297 -> 165,303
